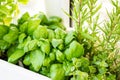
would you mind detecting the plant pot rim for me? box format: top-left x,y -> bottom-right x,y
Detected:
0,59 -> 51,80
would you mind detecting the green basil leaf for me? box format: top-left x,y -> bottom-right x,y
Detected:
36,12 -> 48,25
17,36 -> 31,49
56,50 -> 65,62
24,39 -> 38,52
47,29 -> 55,41
30,49 -> 45,72
65,41 -> 84,61
58,44 -> 64,51
23,54 -> 31,66
49,51 -> 56,61
27,19 -> 41,35
43,57 -> 51,67
51,39 -> 63,48
63,61 -> 73,76
19,21 -> 28,33
55,28 -> 66,39
8,49 -> 25,63
48,16 -> 62,24
0,25 -> 9,39
18,33 -> 26,43
3,27 -> 18,43
50,64 -> 65,80
33,25 -> 48,39
18,12 -> 30,24
0,40 -> 9,50
65,31 -> 76,45
40,39 -> 50,54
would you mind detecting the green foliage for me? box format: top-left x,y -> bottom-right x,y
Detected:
70,0 -> 120,79
0,0 -> 120,79
0,12 -> 75,79
0,0 -> 29,25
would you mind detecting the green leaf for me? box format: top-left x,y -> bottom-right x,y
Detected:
18,33 -> 26,43
99,61 -> 108,67
89,66 -> 96,74
98,67 -> 107,74
24,39 -> 38,52
73,58 -> 81,66
65,41 -> 84,61
8,49 -> 25,63
30,49 -> 45,72
0,5 -> 10,15
107,74 -> 116,80
51,39 -> 63,48
33,25 -> 48,39
7,45 -> 17,57
0,25 -> 9,39
47,29 -> 55,41
48,16 -> 62,24
0,40 -> 9,50
47,23 -> 65,30
23,54 -> 31,66
39,39 -> 50,54
18,12 -> 30,24
95,61 -> 108,67
43,57 -> 51,67
56,50 -> 65,62
3,27 -> 19,43
3,17 -> 12,26
110,0 -> 117,7
19,21 -> 28,33
27,19 -> 41,35
17,36 -> 31,49
63,61 -> 73,76
50,64 -> 65,80
58,44 -> 64,51
73,70 -> 88,80
55,28 -> 66,39
36,12 -> 48,25
49,51 -> 56,61
65,31 -> 76,45
93,4 -> 102,15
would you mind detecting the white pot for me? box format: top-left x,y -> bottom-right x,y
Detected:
0,59 -> 51,80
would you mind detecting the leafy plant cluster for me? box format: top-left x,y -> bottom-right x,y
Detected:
0,0 -> 120,80
0,0 -> 29,25
0,12 -> 86,80
69,0 -> 120,80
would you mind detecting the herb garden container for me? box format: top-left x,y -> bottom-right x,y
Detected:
0,0 -> 120,80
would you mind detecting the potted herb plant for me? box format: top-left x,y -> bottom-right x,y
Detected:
0,0 -> 120,80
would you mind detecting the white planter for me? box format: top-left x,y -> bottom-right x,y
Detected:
0,59 -> 51,80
